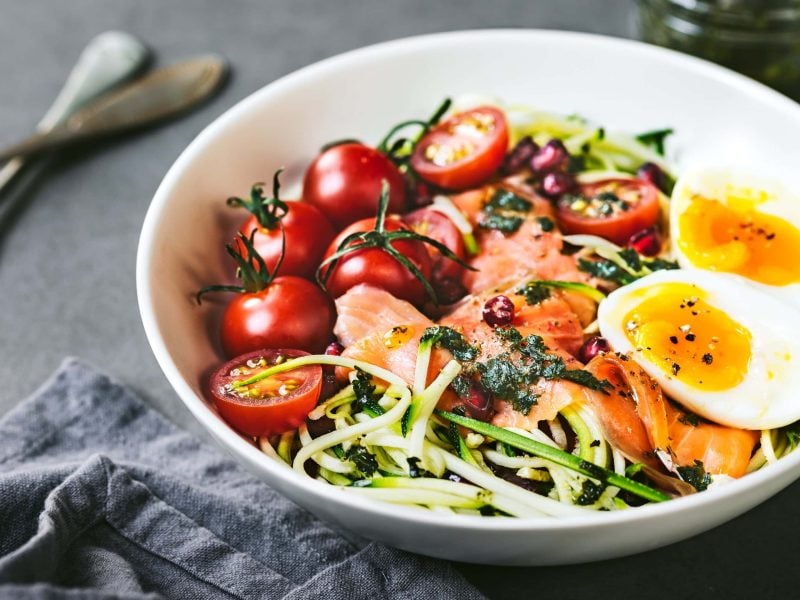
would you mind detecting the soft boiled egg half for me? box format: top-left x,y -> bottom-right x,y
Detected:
670,168 -> 800,309
598,269 -> 800,430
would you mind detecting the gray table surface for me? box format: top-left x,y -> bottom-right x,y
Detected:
1,1 -> 798,598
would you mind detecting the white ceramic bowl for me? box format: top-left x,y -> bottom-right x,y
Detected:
137,30 -> 800,565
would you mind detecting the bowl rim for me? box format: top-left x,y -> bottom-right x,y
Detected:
137,28 -> 800,533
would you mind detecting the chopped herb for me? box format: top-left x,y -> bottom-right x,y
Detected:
785,425 -> 800,450
479,213 -> 524,233
494,325 -> 524,346
513,392 -> 540,416
576,479 -> 606,505
679,412 -> 700,426
475,328 -> 609,415
685,333 -> 696,342
517,282 -> 551,305
618,248 -> 643,272
635,128 -> 674,156
345,446 -> 378,477
407,457 -> 425,478
578,258 -> 637,286
420,326 -> 479,362
352,368 -> 385,416
645,257 -> 680,272
537,216 -> 555,232
671,363 -> 681,376
578,251 -> 678,287
669,336 -> 678,344
677,459 -> 712,492
450,373 -> 472,398
487,189 -> 532,213
478,189 -> 532,234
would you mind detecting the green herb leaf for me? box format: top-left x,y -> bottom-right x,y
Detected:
576,479 -> 606,505
618,248 -> 643,272
352,368 -> 385,417
420,326 -> 479,362
537,216 -> 555,232
635,128 -> 674,156
517,282 -> 551,305
578,258 -> 637,286
676,459 -> 712,492
345,446 -> 378,477
478,189 -> 532,234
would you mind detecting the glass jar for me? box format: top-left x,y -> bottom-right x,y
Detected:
637,0 -> 800,100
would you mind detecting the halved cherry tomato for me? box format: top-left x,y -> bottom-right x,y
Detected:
303,143 -> 406,229
220,276 -> 335,357
209,349 -> 322,436
411,106 -> 509,190
556,178 -> 660,245
320,216 -> 432,307
403,208 -> 466,284
237,201 -> 335,279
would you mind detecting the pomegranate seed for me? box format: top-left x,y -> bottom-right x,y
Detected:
325,342 -> 344,356
637,162 -> 669,194
482,295 -> 515,327
628,227 -> 661,257
306,415 -> 336,438
502,136 -> 539,174
530,139 -> 571,173
463,380 -> 494,421
579,336 -> 611,363
539,172 -> 576,199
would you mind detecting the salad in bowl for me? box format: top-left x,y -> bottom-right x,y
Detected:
137,30 -> 800,564
197,97 -> 800,516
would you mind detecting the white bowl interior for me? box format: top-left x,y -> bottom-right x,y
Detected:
137,30 -> 800,565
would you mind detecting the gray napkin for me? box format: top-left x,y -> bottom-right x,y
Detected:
0,358 -> 485,599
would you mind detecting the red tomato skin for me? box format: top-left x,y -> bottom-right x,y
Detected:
237,202 -> 335,279
321,217 -> 432,307
411,106 -> 509,191
220,277 -> 335,358
403,208 -> 466,282
209,349 -> 321,437
303,143 -> 406,229
556,179 -> 661,246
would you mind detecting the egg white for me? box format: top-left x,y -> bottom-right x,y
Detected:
670,168 -> 800,311
598,269 -> 800,430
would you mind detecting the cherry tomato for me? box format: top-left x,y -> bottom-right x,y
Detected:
411,106 -> 509,190
220,276 -> 335,357
303,143 -> 406,229
237,201 -> 335,279
209,349 -> 322,436
403,208 -> 466,283
556,178 -> 661,245
320,216 -> 433,307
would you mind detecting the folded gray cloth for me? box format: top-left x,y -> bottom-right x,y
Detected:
0,358 -> 485,599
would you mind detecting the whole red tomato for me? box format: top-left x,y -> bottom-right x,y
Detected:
237,201 -> 335,279
303,143 -> 406,229
220,276 -> 335,358
403,208 -> 466,283
320,216 -> 433,307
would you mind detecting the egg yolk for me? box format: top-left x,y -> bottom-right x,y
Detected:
677,193 -> 800,286
623,283 -> 752,391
